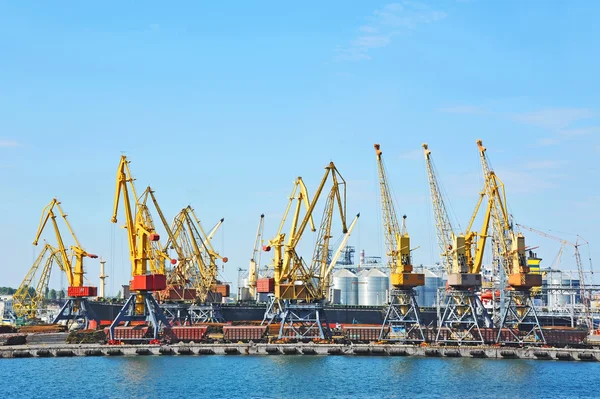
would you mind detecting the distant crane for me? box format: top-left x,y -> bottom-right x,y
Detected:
517,224 -> 592,330
248,214 -> 265,299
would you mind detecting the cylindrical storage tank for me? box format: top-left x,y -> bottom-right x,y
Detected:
332,269 -> 358,306
238,287 -> 251,301
358,269 -> 389,306
416,269 -> 444,307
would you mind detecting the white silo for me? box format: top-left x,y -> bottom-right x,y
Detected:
415,268 -> 444,307
332,269 -> 358,305
358,268 -> 389,306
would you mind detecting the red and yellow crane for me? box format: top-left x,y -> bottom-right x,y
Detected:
14,199 -> 99,328
108,155 -> 170,341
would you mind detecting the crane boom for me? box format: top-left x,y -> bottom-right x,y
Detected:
249,214 -> 265,298
422,144 -> 455,273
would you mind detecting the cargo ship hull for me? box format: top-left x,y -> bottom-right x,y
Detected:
88,301 -> 574,328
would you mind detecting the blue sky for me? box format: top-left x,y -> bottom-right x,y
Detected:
0,1 -> 598,295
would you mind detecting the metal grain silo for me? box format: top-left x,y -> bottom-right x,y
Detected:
332,269 -> 358,305
358,268 -> 389,306
415,268 -> 444,307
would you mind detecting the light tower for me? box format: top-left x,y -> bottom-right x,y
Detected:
99,259 -> 108,298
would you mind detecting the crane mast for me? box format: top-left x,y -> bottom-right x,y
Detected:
108,155 -> 170,341
374,144 -> 425,342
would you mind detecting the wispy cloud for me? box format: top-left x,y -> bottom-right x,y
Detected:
0,140 -> 18,147
512,108 -> 595,130
335,2 -> 447,62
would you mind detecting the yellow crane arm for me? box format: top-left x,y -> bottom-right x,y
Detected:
422,144 -> 455,272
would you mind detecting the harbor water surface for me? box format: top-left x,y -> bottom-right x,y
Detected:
2,355 -> 599,399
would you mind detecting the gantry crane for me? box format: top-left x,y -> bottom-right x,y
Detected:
267,162 -> 359,340
517,223 -> 592,330
248,214 -> 265,300
172,206 -> 229,323
36,199 -> 100,328
13,244 -> 62,319
109,155 -> 170,341
423,143 -> 494,344
14,199 -> 101,327
374,144 -> 425,342
476,140 -> 545,344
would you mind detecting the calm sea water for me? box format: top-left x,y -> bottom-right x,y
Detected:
1,355 -> 598,399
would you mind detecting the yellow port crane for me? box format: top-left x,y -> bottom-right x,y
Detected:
268,162 -> 359,339
516,224 -> 592,330
423,143 -> 494,344
164,206 -> 229,323
374,144 -> 425,342
13,244 -> 62,319
14,199 -> 100,328
108,155 -> 170,341
476,140 -> 545,344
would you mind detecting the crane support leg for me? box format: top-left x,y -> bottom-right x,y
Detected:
380,289 -> 425,342
109,292 -> 170,340
497,290 -> 545,345
278,301 -> 331,340
436,290 -> 492,344
52,297 -> 99,329
161,303 -> 190,326
187,303 -> 225,324
261,293 -> 283,326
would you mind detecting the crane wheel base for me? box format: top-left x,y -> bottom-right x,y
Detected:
108,292 -> 170,340
380,289 -> 425,342
436,289 -> 492,344
497,290 -> 545,345
53,297 -> 99,330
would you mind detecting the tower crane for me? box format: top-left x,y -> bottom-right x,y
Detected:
374,144 -> 425,342
423,143 -> 494,344
516,223 -> 592,330
109,155 -> 170,341
249,214 -> 265,300
268,162 -> 359,340
476,140 -> 545,344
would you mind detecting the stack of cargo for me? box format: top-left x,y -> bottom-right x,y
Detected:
256,278 -> 275,293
